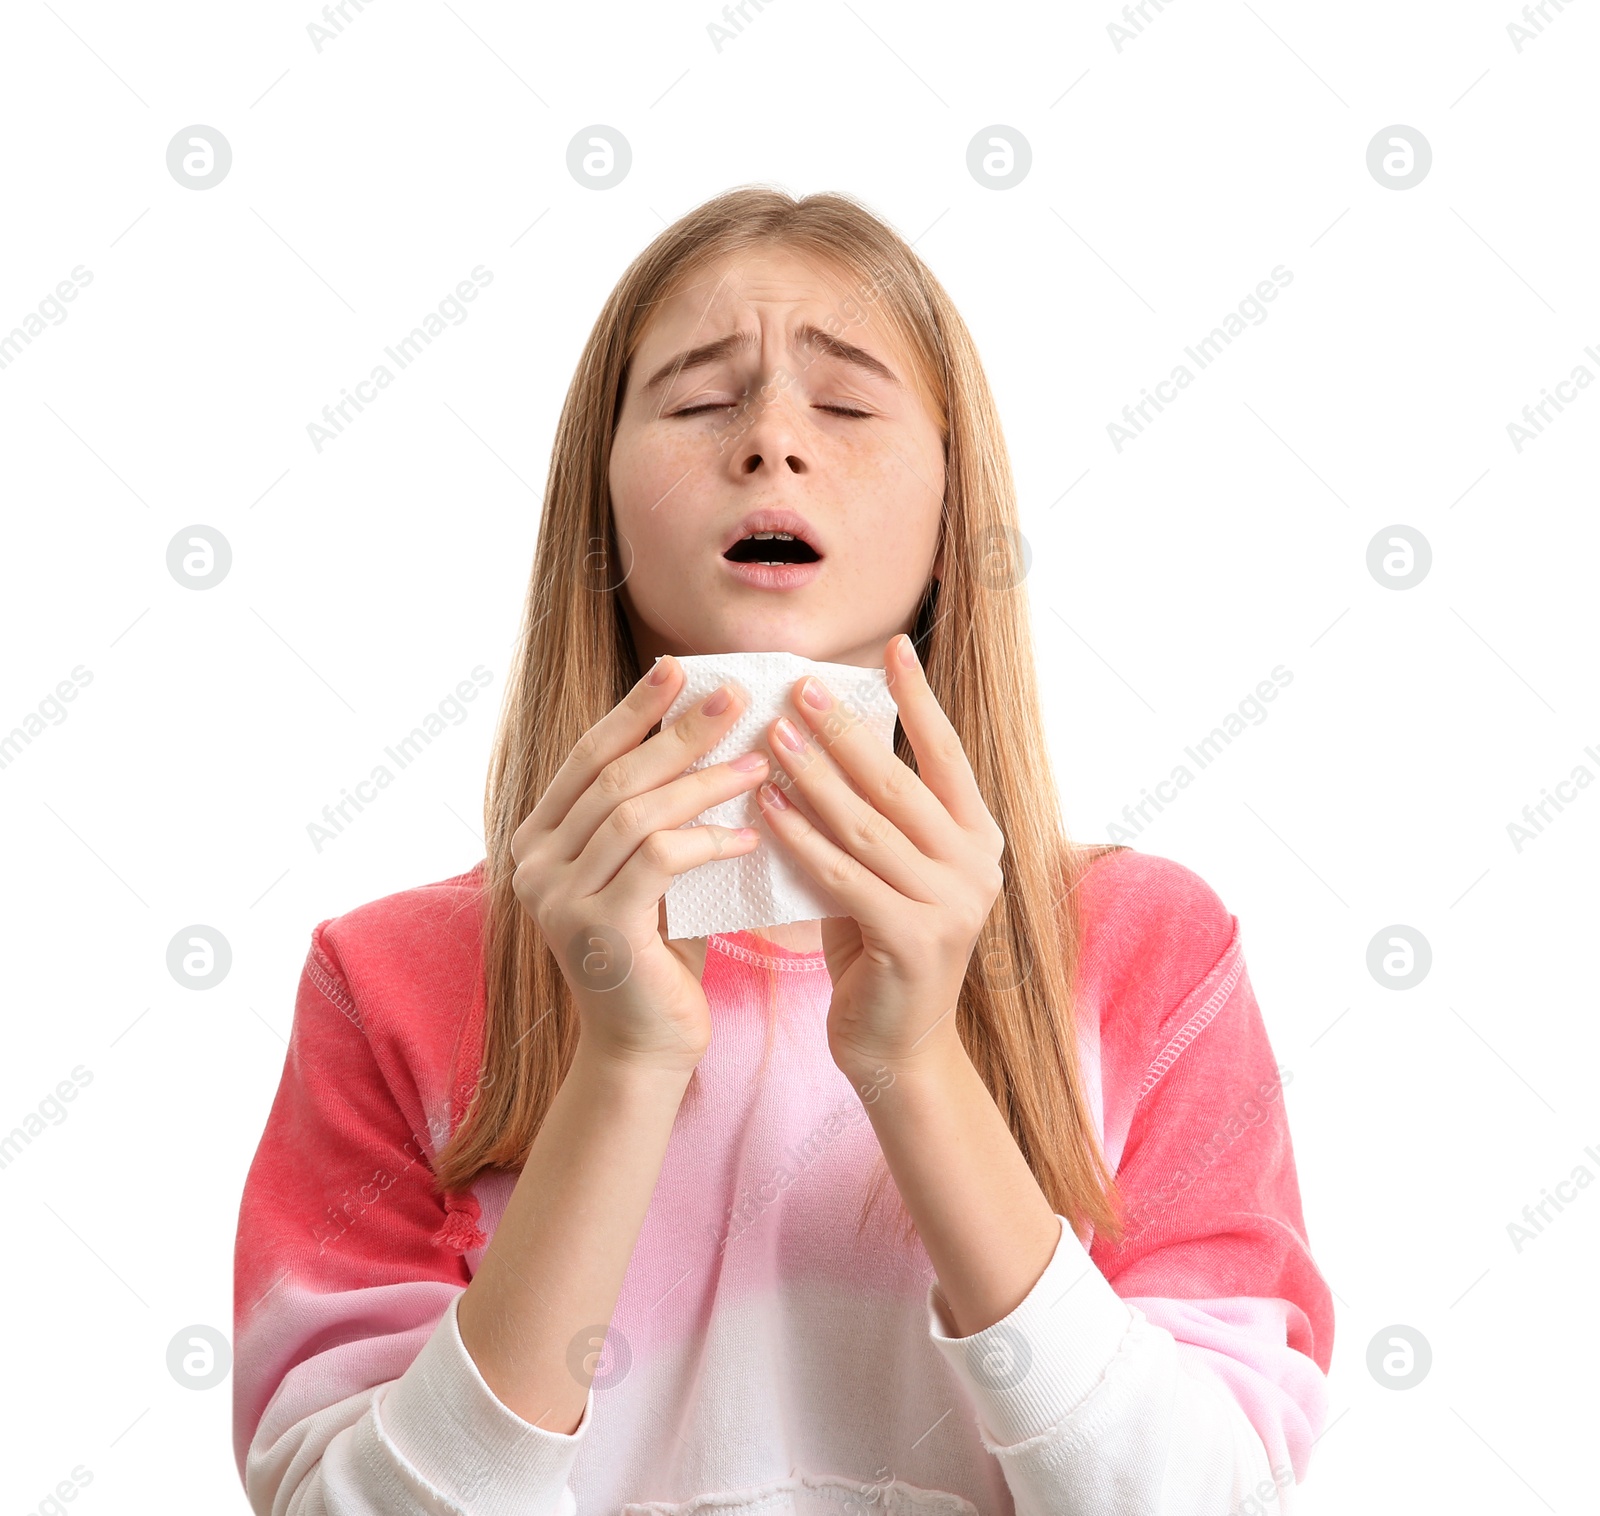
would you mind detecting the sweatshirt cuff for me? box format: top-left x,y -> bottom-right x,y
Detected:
374,1290 -> 592,1515
926,1213 -> 1134,1447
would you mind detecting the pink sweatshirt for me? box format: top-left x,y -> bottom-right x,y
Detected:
232,847 -> 1332,1515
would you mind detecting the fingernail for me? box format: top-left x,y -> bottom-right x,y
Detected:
648,656 -> 674,686
775,717 -> 805,752
896,635 -> 918,670
760,781 -> 790,809
800,677 -> 832,710
702,685 -> 732,717
729,750 -> 768,772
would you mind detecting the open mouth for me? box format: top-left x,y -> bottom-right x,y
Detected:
722,531 -> 822,566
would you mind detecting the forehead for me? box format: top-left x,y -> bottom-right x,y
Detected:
644,245 -> 880,341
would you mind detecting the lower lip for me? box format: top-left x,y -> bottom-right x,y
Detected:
720,555 -> 824,590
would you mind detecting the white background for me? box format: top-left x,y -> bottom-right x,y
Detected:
1,1 -> 1595,1511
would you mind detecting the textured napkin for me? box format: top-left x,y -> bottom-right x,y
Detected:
659,651 -> 899,939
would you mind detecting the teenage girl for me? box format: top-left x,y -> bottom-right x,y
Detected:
233,186 -> 1331,1516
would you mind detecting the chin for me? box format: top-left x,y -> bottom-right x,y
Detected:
704,625 -> 830,659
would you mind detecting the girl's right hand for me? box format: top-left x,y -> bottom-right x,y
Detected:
509,657 -> 769,1076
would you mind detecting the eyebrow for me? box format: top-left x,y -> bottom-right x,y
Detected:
640,321 -> 902,394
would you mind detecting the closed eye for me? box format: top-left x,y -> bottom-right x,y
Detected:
671,402 -> 873,419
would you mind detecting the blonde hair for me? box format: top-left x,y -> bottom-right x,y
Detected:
433,184 -> 1128,1248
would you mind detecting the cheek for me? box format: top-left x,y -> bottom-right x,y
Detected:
841,432 -> 942,535
610,426 -> 714,537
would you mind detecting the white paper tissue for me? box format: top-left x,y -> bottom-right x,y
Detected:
659,650 -> 900,940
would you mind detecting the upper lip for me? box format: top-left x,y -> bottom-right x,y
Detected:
720,508 -> 825,559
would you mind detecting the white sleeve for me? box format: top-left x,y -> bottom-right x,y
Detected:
247,1292 -> 592,1516
926,1215 -> 1297,1516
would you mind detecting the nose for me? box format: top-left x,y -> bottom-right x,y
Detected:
737,446 -> 806,476
729,383 -> 809,477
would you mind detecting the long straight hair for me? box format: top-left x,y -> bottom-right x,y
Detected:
433,185 -> 1128,1248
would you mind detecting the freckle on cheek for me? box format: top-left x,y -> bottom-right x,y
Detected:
613,444 -> 709,528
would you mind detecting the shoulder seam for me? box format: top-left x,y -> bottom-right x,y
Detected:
1133,927 -> 1246,1105
306,922 -> 364,1032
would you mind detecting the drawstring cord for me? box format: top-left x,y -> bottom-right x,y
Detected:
431,1187 -> 487,1253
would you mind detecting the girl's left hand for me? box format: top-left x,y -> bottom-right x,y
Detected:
755,633 -> 1006,1079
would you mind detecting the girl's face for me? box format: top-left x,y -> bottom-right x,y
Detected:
608,244 -> 946,670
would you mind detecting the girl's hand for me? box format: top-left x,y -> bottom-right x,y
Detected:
755,634 -> 1006,1079
510,658 -> 771,1077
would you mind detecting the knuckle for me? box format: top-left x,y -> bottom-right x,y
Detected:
850,808 -> 893,852
595,757 -> 632,801
933,730 -> 965,768
611,793 -> 650,839
512,859 -> 550,923
877,763 -> 915,806
570,728 -> 602,770
826,848 -> 864,891
638,830 -> 675,871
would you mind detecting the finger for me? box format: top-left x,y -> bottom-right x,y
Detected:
787,670 -> 958,859
765,716 -> 944,904
880,634 -> 993,834
550,677 -> 751,863
602,821 -> 761,921
569,750 -> 770,896
755,778 -> 906,919
517,655 -> 687,854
